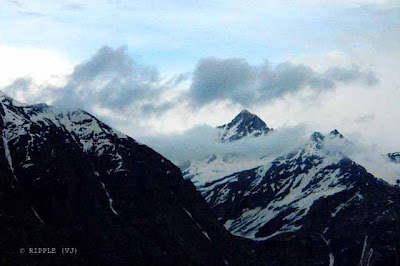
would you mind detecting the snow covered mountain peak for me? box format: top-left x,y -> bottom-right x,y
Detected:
217,109 -> 272,142
329,129 -> 344,139
198,125 -> 400,259
303,129 -> 349,158
0,93 -> 130,174
309,129 -> 345,142
181,113 -> 400,264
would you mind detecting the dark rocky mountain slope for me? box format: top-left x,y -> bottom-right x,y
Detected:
0,92 -> 260,266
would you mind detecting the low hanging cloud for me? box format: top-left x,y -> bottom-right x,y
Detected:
140,123 -> 309,164
323,138 -> 400,186
140,119 -> 400,186
189,57 -> 378,108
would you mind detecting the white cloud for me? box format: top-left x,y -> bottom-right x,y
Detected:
0,44 -> 72,87
140,123 -> 309,164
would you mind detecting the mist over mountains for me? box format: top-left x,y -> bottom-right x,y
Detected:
180,110 -> 400,265
1,88 -> 400,265
142,110 -> 400,186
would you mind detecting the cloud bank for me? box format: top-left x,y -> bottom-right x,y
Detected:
189,57 -> 378,108
0,46 -> 380,136
143,124 -> 400,186
141,124 -> 310,164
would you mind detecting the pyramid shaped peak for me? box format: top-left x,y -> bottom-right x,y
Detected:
218,110 -> 272,142
239,109 -> 252,115
329,129 -> 345,139
233,109 -> 258,121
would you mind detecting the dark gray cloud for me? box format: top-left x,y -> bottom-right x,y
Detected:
53,46 -> 180,116
190,57 -> 378,108
190,58 -> 255,106
257,61 -> 334,99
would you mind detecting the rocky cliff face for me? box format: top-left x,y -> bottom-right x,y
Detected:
0,92 -> 259,266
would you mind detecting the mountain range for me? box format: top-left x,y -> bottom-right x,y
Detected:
182,109 -> 400,265
1,91 -> 400,266
0,92 -> 261,266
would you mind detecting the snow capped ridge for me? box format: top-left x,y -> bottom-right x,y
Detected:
217,109 -> 272,142
201,142 -> 356,241
182,125 -> 350,193
182,116 -> 400,264
306,129 -> 349,152
182,153 -> 265,187
0,91 -> 127,139
180,111 -> 399,264
0,92 -> 130,174
309,129 -> 346,144
197,127 -> 376,243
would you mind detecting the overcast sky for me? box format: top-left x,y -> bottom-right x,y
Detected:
1,0 -> 400,152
